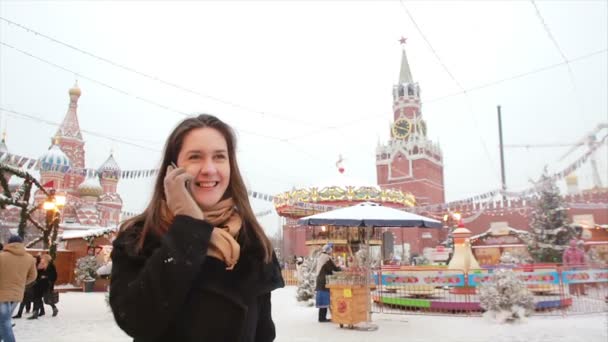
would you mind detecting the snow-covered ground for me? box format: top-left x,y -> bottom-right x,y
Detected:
11,286 -> 607,342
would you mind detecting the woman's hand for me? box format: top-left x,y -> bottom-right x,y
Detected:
164,164 -> 204,220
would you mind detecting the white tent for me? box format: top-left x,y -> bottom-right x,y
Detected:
298,202 -> 442,228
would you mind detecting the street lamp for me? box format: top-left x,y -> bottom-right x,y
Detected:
43,188 -> 66,261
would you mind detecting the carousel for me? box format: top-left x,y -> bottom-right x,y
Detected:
274,157 -> 416,259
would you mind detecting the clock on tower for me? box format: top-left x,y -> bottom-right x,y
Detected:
392,118 -> 412,139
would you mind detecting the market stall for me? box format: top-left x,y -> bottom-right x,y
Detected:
299,201 -> 441,330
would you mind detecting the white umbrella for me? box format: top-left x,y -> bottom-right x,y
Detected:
298,202 -> 442,228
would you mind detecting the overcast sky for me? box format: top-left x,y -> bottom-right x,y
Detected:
1,1 -> 606,234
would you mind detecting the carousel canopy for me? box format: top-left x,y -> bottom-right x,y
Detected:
274,172 -> 416,218
298,202 -> 442,228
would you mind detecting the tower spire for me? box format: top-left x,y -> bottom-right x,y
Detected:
55,81 -> 83,140
398,37 -> 414,84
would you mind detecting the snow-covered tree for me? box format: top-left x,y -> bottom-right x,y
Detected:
479,268 -> 535,323
526,171 -> 576,263
295,249 -> 320,305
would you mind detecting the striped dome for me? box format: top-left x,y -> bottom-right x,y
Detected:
98,153 -> 121,179
78,176 -> 103,197
39,145 -> 71,173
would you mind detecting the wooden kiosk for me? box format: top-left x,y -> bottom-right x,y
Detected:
326,283 -> 368,328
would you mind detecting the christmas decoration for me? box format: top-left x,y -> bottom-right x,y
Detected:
479,268 -> 535,323
74,255 -> 100,283
526,171 -> 577,262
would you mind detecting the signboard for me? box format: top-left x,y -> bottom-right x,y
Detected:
376,270 -> 465,287
562,269 -> 608,284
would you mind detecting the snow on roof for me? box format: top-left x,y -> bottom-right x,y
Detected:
470,226 -> 529,241
60,226 -> 117,240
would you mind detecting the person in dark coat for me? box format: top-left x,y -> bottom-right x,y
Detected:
42,255 -> 59,317
28,254 -> 57,319
315,243 -> 340,323
110,114 -> 284,342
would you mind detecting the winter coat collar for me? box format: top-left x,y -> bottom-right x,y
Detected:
2,242 -> 27,256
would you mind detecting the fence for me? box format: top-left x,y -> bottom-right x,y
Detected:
281,265 -> 299,286
369,264 -> 608,316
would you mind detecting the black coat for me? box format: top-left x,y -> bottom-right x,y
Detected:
34,263 -> 57,297
315,258 -> 340,291
110,215 -> 284,342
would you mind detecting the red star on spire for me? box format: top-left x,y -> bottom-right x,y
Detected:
399,37 -> 408,45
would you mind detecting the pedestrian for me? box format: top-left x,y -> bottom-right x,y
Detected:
0,235 -> 37,342
27,254 -> 59,319
562,239 -> 586,296
12,256 -> 40,319
315,243 -> 340,323
109,114 -> 284,342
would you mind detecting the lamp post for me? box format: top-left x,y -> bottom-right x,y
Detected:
43,188 -> 66,261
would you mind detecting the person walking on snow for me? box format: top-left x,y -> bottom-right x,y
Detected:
0,235 -> 37,342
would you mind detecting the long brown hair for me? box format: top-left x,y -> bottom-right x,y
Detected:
121,114 -> 273,263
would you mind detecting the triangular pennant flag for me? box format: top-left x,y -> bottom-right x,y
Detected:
18,157 -> 29,168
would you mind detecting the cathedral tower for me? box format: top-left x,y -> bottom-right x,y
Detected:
55,82 -> 86,193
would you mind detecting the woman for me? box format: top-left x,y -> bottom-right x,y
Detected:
28,255 -> 57,319
110,114 -> 284,342
42,255 -> 59,317
315,243 -> 340,323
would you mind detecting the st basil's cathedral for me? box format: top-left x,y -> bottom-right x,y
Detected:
0,82 -> 123,242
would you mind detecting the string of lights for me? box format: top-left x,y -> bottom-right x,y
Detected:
0,106 -> 162,152
0,40 -> 305,147
399,0 -> 499,180
422,49 -> 606,105
2,15 -> 604,151
0,105 -> 305,191
0,16 -> 323,128
529,1 -> 588,120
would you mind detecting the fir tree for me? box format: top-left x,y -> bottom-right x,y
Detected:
526,171 -> 576,263
479,268 -> 535,322
295,250 -> 320,305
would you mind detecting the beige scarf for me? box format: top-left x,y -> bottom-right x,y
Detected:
202,198 -> 242,270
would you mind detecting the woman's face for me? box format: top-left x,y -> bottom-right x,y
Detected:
176,127 -> 231,210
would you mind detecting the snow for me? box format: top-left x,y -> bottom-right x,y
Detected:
60,226 -> 116,240
11,286 -> 607,342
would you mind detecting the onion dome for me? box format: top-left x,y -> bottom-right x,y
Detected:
69,81 -> 81,97
98,153 -> 121,179
39,144 -> 71,173
78,176 -> 103,197
565,173 -> 578,186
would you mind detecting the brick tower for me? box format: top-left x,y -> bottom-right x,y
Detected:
55,81 -> 86,194
376,42 -> 445,205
